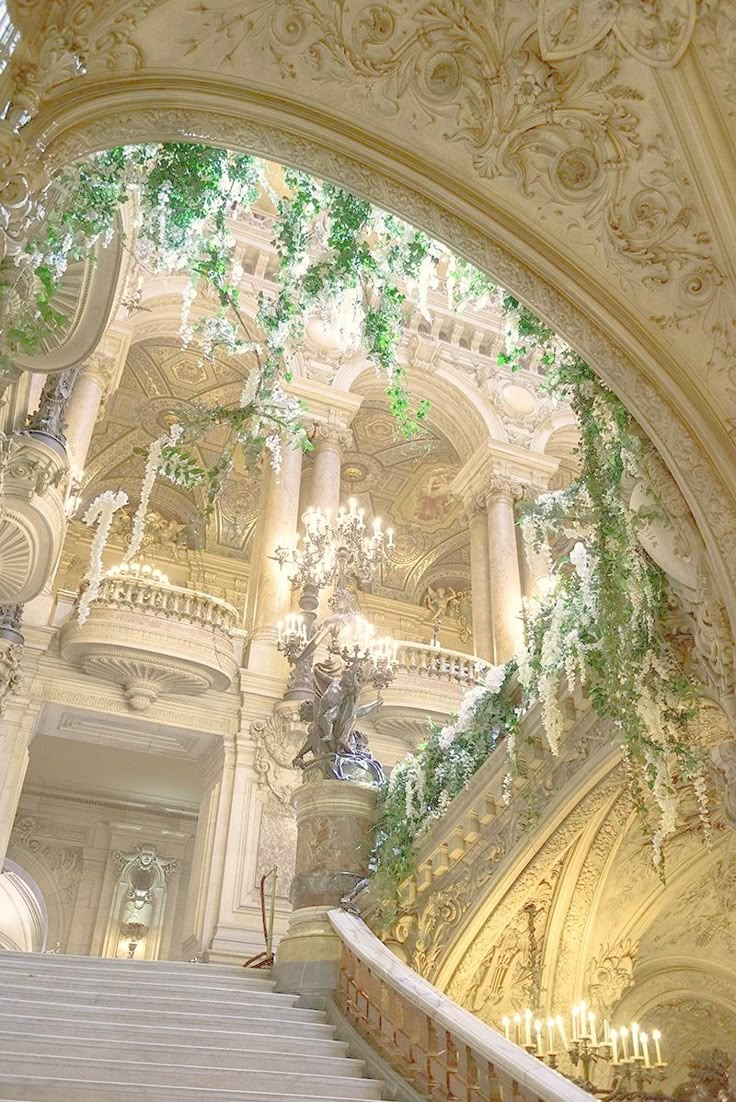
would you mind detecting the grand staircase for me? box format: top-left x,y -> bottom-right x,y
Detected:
0,952 -> 384,1101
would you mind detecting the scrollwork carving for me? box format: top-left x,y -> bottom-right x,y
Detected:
251,710 -> 304,807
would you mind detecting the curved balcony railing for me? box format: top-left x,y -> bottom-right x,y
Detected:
100,568 -> 239,633
394,641 -> 487,686
61,567 -> 239,713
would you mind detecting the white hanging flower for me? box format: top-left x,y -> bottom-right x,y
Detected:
123,423 -> 183,564
438,724 -> 457,750
78,490 -> 129,624
483,663 -> 507,695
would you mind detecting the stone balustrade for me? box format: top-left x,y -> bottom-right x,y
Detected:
363,681 -> 617,984
60,570 -> 239,713
394,641 -> 487,686
98,569 -> 239,633
330,909 -> 593,1102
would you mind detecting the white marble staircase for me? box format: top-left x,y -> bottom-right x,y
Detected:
0,952 -> 384,1101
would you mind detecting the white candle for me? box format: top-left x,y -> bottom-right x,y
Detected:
555,1015 -> 569,1051
640,1032 -> 650,1068
579,1001 -> 587,1037
611,1029 -> 619,1065
277,620 -> 283,642
620,1027 -> 629,1061
387,527 -> 395,548
652,1029 -> 663,1066
632,1023 -> 640,1059
547,1018 -> 556,1053
535,1020 -> 544,1056
588,1011 -> 598,1046
572,1005 -> 578,1041
524,1009 -> 532,1047
502,1017 -> 510,1041
514,1014 -> 521,1045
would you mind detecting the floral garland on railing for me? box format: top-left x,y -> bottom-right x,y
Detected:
371,335 -> 709,918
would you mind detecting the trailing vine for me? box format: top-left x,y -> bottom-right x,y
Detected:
371,318 -> 708,913
1,144 -> 491,507
1,141 -> 709,906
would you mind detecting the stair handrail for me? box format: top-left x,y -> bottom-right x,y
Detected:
329,908 -> 594,1102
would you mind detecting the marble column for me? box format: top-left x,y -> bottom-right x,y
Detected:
465,497 -> 494,662
245,442 -> 304,676
0,690 -> 41,867
63,363 -> 109,475
307,425 -> 351,516
275,777 -> 377,993
486,478 -> 524,664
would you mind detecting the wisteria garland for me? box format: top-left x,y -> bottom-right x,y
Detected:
77,490 -> 129,624
122,424 -> 183,564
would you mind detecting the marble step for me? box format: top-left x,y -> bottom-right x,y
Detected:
0,951 -> 252,978
0,996 -> 335,1037
0,1057 -> 384,1099
0,969 -> 280,999
0,1011 -> 349,1055
0,957 -> 275,991
0,982 -> 319,1019
0,1034 -> 366,1079
0,1078 -> 379,1102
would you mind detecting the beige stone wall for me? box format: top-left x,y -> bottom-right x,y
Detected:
6,785 -> 197,960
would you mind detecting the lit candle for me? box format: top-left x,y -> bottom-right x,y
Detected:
588,1011 -> 598,1046
620,1026 -> 629,1062
579,1001 -> 587,1038
640,1032 -> 650,1068
277,620 -> 283,642
535,1020 -> 544,1056
387,527 -> 395,548
555,1015 -> 569,1051
603,1018 -> 610,1044
572,1005 -> 578,1041
652,1029 -> 663,1066
514,1013 -> 521,1045
373,517 -> 381,536
547,1018 -> 556,1053
610,1029 -> 619,1065
502,1016 -> 510,1041
524,1009 -> 533,1047
631,1022 -> 640,1059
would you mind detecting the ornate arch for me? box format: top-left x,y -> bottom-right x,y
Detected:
20,77 -> 736,637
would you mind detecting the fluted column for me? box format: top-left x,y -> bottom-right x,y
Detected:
486,477 -> 524,663
245,442 -> 304,675
308,425 -> 352,515
464,497 -> 494,661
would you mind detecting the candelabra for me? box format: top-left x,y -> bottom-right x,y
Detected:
501,1002 -> 667,1100
273,501 -> 397,781
273,499 -> 394,701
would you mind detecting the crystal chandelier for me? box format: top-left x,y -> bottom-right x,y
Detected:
273,498 -> 394,598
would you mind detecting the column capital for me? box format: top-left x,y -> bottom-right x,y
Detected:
451,439 -> 560,505
286,376 -> 363,432
309,422 -> 353,452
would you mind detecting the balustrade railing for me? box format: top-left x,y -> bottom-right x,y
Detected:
394,641 -> 487,686
95,571 -> 238,633
330,909 -> 593,1102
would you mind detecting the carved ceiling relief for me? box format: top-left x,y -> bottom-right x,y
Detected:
127,0 -> 736,378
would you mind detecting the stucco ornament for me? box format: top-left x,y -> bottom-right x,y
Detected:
538,0 -> 697,68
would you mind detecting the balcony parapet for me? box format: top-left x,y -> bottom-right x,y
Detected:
0,430 -> 68,603
366,642 -> 488,745
60,569 -> 239,713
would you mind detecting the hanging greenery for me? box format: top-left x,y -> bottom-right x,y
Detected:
1,144 -> 493,509
1,141 -> 708,904
370,331 -> 708,914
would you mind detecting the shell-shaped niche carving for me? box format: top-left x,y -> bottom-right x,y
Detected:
0,521 -> 32,603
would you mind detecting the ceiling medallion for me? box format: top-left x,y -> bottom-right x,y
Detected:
343,463 -> 366,483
